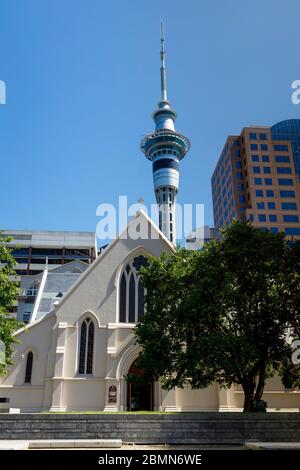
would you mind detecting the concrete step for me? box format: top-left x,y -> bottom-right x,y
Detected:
245,441 -> 300,449
0,440 -> 29,450
28,439 -> 122,449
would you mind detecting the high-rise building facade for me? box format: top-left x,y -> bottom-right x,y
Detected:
211,119 -> 300,239
2,229 -> 97,276
1,229 -> 97,318
185,226 -> 215,250
141,22 -> 190,243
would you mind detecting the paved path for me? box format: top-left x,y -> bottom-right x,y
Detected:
2,440 -> 300,450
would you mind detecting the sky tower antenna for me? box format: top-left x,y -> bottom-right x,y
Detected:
160,20 -> 167,101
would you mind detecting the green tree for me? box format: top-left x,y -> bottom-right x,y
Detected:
134,221 -> 300,412
0,234 -> 21,376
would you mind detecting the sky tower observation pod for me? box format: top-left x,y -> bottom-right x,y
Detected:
140,128 -> 191,162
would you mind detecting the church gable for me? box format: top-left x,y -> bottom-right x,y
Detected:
55,211 -> 174,326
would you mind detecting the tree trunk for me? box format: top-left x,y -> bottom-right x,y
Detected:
254,363 -> 266,402
242,378 -> 255,412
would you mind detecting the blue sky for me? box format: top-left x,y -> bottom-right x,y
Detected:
1,0 -> 300,244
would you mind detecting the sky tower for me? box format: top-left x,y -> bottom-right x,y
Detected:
141,22 -> 191,243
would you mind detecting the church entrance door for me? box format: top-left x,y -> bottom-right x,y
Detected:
127,360 -> 153,411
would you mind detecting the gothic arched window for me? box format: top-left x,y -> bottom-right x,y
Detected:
118,255 -> 148,323
78,318 -> 94,374
25,351 -> 33,384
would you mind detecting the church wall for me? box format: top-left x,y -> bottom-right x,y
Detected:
43,379 -> 54,410
63,324 -> 108,378
232,374 -> 300,411
0,314 -> 56,411
61,379 -> 106,411
175,384 -> 219,411
0,387 -> 45,412
0,314 -> 55,387
232,389 -> 300,411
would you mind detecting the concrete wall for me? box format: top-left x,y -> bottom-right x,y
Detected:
0,413 -> 300,444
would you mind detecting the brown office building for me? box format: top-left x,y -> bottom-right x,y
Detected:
211,119 -> 300,239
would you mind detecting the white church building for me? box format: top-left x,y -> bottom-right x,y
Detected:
0,211 -> 299,413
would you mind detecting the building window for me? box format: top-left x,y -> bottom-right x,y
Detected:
234,150 -> 240,157
258,214 -> 266,222
253,166 -> 261,174
261,144 -> 268,150
266,190 -> 274,197
254,178 -> 262,185
280,190 -> 295,198
78,318 -> 94,374
251,155 -> 259,162
268,202 -> 276,210
249,214 -> 254,222
283,215 -> 299,223
129,275 -> 136,323
250,144 -> 258,150
26,285 -> 38,296
265,178 -> 273,185
257,202 -> 265,210
236,161 -> 242,168
23,305 -> 34,324
278,178 -> 293,186
255,190 -> 263,197
277,167 -> 292,174
285,228 -> 300,236
249,133 -> 257,140
270,227 -> 279,234
263,167 -> 271,174
274,145 -> 289,151
259,133 -> 267,140
275,156 -> 290,163
118,256 -> 148,324
262,155 -> 269,162
282,202 -> 297,210
269,214 -> 277,222
24,351 -> 33,384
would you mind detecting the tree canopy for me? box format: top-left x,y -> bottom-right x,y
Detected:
0,234 -> 21,376
134,221 -> 300,411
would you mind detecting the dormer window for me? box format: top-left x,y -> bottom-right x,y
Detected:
26,285 -> 38,297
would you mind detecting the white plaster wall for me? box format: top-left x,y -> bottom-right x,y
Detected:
61,379 -> 106,411
176,384 -> 219,411
0,315 -> 55,387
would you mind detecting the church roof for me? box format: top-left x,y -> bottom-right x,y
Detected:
27,260 -> 89,322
